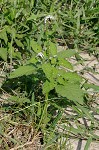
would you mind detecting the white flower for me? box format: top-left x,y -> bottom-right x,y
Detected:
44,15 -> 55,24
37,52 -> 44,58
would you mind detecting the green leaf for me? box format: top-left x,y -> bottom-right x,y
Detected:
30,92 -> 35,116
0,29 -> 8,44
43,80 -> 55,94
75,52 -> 83,61
42,63 -> 58,80
27,13 -> 44,21
50,57 -> 57,65
58,70 -> 82,83
9,96 -> 30,104
11,28 -> 16,39
57,76 -> 65,85
75,103 -> 94,121
15,39 -> 24,48
8,43 -> 15,57
44,134 -> 60,149
9,65 -> 35,78
71,126 -> 83,134
57,49 -> 76,58
13,51 -> 22,59
30,39 -> 42,53
58,58 -> 73,70
6,27 -> 16,39
84,137 -> 92,150
16,33 -> 24,39
27,57 -> 37,64
83,83 -> 99,91
55,83 -> 84,104
50,111 -> 63,129
65,126 -> 84,134
37,102 -> 42,117
96,108 -> 99,114
49,42 -> 57,56
72,105 -> 83,116
20,23 -> 29,32
0,48 -> 7,61
27,13 -> 38,20
15,8 -> 23,18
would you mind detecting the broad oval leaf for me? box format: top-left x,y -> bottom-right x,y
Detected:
57,49 -> 76,58
42,63 -> 58,80
58,70 -> 82,83
55,83 -> 84,104
58,58 -> 73,70
9,65 -> 35,78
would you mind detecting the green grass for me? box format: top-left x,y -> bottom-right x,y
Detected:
0,0 -> 99,149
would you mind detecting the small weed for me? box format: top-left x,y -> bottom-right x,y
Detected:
0,0 -> 99,149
